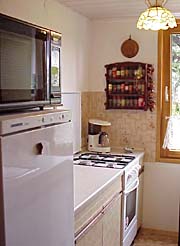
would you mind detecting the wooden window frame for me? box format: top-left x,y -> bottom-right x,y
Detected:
157,20 -> 180,163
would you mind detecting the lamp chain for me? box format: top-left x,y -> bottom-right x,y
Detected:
145,0 -> 151,7
145,0 -> 167,7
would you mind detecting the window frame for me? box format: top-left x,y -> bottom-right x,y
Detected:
157,20 -> 180,163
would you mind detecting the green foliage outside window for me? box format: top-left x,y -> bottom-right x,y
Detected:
171,34 -> 180,115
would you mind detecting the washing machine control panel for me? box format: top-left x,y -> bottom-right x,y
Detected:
0,109 -> 72,135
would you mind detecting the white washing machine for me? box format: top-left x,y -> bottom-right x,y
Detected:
0,109 -> 74,246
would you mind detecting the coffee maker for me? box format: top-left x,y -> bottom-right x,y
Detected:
88,119 -> 111,153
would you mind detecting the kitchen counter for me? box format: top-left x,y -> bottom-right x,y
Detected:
74,165 -> 123,211
73,147 -> 144,235
74,165 -> 123,235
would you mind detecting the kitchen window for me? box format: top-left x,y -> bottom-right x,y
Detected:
157,20 -> 180,162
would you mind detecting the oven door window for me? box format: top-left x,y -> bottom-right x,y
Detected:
125,188 -> 137,229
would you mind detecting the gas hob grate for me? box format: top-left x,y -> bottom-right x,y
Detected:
73,152 -> 135,169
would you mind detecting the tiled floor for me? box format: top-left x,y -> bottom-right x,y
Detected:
132,228 -> 178,246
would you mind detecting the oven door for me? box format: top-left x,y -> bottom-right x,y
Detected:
122,177 -> 139,246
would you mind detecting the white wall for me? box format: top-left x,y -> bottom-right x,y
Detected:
1,0 -> 90,92
89,18 -> 158,91
143,162 -> 180,232
88,18 -> 180,233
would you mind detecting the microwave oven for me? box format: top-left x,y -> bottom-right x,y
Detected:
0,13 -> 61,112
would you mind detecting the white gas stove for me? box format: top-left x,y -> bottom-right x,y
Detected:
73,151 -> 142,246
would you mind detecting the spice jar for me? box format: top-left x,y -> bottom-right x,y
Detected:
121,66 -> 125,77
121,96 -> 125,107
133,83 -> 137,93
138,96 -> 144,107
128,67 -> 133,77
112,67 -> 117,78
126,98 -> 129,107
109,96 -> 113,107
113,84 -> 117,93
108,83 -> 112,92
113,95 -> 117,107
129,97 -> 133,107
116,69 -> 121,78
138,83 -> 141,94
117,84 -> 121,92
125,67 -> 129,77
121,83 -> 125,93
141,83 -> 145,93
133,97 -> 138,107
125,83 -> 129,93
129,84 -> 133,93
117,96 -> 121,107
108,69 -> 112,77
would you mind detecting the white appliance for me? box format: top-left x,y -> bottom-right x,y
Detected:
61,92 -> 81,154
88,119 -> 111,153
0,109 -> 74,246
74,152 -> 141,246
121,159 -> 140,246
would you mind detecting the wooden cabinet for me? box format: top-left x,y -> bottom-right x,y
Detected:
104,62 -> 155,111
75,193 -> 121,246
137,168 -> 144,230
75,213 -> 103,246
103,194 -> 121,246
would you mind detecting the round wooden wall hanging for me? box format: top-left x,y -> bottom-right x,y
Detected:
121,35 -> 139,58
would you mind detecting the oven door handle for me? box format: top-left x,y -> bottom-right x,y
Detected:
124,179 -> 139,195
128,164 -> 141,178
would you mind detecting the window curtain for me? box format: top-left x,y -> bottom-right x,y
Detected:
163,116 -> 180,150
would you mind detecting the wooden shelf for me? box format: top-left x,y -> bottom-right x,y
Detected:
104,62 -> 155,111
106,106 -> 145,110
107,93 -> 145,96
106,78 -> 146,82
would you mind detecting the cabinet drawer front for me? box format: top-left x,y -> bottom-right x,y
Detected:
103,194 -> 121,246
75,176 -> 122,235
75,212 -> 103,246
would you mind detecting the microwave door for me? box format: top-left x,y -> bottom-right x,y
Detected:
0,32 -> 32,102
0,14 -> 50,108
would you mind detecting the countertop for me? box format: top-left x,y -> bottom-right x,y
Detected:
73,147 -> 144,234
73,147 -> 144,213
74,165 -> 123,213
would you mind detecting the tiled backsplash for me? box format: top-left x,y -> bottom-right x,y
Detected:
81,91 -> 156,162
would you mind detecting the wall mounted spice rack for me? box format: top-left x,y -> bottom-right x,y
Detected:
104,62 -> 155,111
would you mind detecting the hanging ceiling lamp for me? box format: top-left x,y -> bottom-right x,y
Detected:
137,0 -> 177,31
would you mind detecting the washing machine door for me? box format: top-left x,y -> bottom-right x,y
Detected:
1,122 -> 74,246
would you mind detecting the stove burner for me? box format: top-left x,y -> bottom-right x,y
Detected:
74,152 -> 135,169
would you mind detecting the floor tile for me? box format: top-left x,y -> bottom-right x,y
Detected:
132,228 -> 178,246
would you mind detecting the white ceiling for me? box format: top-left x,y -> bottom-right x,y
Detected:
57,0 -> 180,20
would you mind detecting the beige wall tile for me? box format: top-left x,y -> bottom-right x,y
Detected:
82,91 -> 157,162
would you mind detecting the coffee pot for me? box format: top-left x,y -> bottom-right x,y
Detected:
99,132 -> 110,147
88,119 -> 111,153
